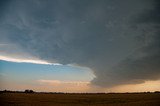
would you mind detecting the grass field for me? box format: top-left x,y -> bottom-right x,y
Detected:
0,93 -> 160,106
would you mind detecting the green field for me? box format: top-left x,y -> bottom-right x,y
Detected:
0,93 -> 160,106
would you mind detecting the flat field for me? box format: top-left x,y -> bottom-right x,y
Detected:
0,93 -> 160,106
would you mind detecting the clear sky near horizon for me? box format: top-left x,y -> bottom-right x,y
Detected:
0,0 -> 160,92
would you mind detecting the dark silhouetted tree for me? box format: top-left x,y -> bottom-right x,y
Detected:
24,89 -> 34,93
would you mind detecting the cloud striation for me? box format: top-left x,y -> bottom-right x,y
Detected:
0,0 -> 160,87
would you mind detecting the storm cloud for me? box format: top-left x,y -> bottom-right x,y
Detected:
0,0 -> 160,87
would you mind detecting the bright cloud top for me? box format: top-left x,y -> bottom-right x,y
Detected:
0,55 -> 52,65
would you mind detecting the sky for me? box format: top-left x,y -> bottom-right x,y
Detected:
0,0 -> 160,92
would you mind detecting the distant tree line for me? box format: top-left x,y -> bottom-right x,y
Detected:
0,89 -> 34,94
0,90 -> 160,94
154,91 -> 160,93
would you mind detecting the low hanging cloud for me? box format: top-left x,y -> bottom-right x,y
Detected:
0,0 -> 160,87
38,79 -> 90,86
37,79 -> 90,92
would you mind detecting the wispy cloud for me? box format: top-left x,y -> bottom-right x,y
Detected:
0,43 -> 9,46
0,55 -> 61,65
37,79 -> 90,86
0,43 -> 61,65
36,79 -> 91,92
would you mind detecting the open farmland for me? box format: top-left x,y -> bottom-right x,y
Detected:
0,93 -> 160,106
